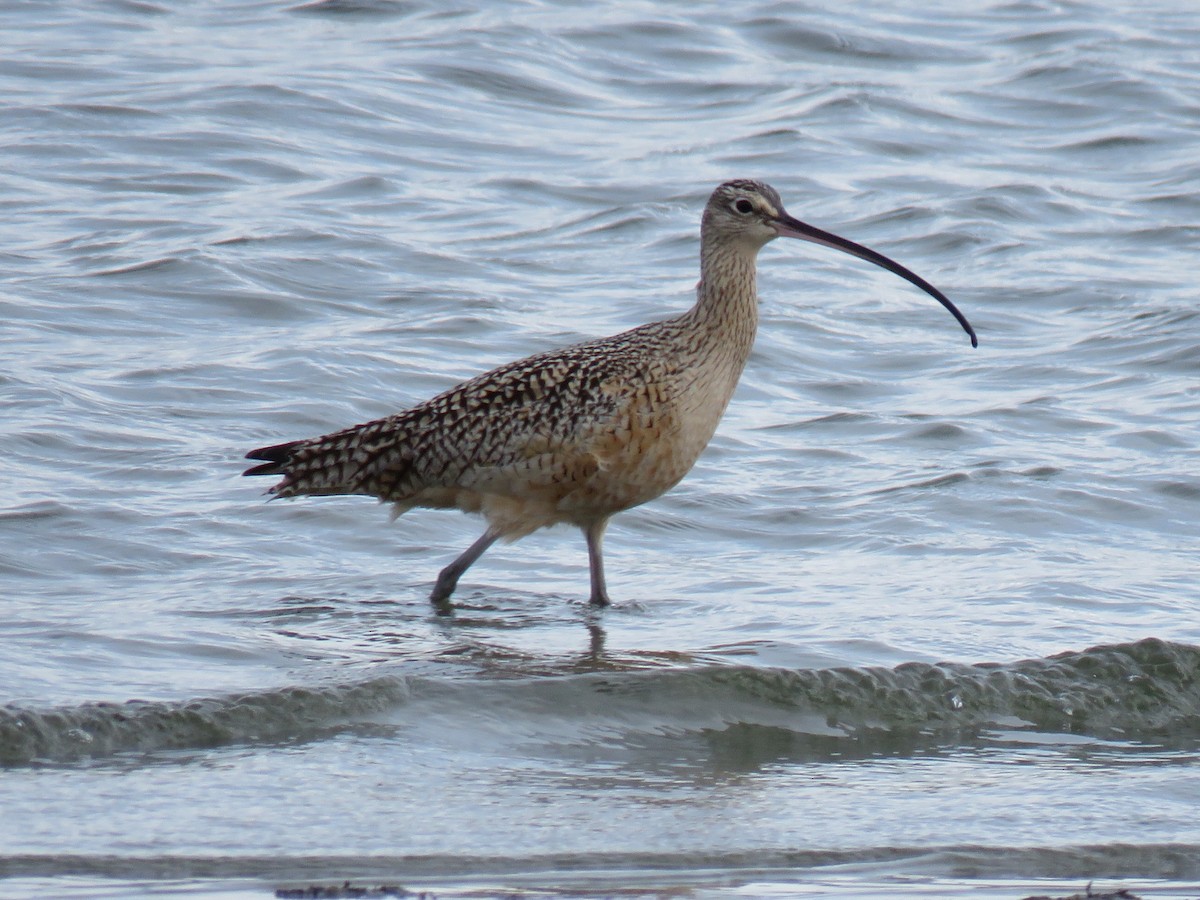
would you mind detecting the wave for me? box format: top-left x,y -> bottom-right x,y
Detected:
3,638 -> 1197,767
0,677 -> 410,766
3,841 -> 1200,883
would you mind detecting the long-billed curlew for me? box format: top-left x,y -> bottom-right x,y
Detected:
245,180 -> 976,608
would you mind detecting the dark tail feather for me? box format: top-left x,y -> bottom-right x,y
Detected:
243,439 -> 303,477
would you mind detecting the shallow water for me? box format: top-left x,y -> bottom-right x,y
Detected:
2,1 -> 1199,898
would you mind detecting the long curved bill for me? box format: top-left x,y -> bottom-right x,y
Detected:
773,213 -> 978,348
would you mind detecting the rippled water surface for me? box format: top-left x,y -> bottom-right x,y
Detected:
2,1 -> 1199,898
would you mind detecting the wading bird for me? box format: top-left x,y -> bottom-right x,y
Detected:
245,180 -> 976,609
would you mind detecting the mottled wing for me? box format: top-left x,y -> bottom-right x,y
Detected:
245,327 -> 661,506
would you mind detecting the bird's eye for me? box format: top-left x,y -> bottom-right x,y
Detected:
733,199 -> 754,215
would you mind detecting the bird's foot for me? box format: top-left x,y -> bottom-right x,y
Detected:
430,569 -> 459,611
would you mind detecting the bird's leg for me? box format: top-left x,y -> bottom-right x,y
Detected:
584,517 -> 612,607
431,529 -> 500,606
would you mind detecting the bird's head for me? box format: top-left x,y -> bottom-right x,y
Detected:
704,179 -> 978,347
702,179 -> 789,251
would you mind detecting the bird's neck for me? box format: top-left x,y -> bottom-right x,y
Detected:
687,241 -> 760,355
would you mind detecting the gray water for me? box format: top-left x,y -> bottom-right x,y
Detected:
2,1 -> 1199,898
